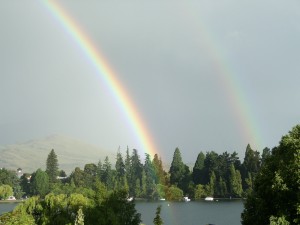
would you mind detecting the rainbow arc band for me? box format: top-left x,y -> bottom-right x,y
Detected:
42,0 -> 157,157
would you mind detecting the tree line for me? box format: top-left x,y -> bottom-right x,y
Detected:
1,124 -> 299,225
15,144 -> 269,201
1,142 -> 268,201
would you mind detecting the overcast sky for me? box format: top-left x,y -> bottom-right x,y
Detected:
1,0 -> 299,164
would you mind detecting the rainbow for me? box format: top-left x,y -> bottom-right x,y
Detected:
41,0 -> 157,157
180,3 -> 264,151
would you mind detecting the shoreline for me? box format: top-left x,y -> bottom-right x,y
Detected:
0,200 -> 23,203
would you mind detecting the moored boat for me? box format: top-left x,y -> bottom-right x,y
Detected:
183,196 -> 191,202
204,196 -> 214,201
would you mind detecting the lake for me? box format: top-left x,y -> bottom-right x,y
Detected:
0,199 -> 244,225
135,199 -> 244,225
0,202 -> 18,215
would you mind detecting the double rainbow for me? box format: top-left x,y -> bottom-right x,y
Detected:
42,1 -> 263,157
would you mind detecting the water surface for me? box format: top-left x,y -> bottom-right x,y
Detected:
0,202 -> 18,215
135,199 -> 244,225
0,199 -> 244,225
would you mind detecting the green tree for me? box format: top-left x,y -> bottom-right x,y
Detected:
261,147 -> 271,165
169,148 -> 186,187
115,151 -> 125,179
102,156 -> 114,190
229,164 -> 243,197
84,163 -> 97,187
20,173 -> 31,196
46,149 -> 59,183
242,124 -> 300,225
203,151 -> 219,185
130,149 -> 143,196
241,144 -> 260,189
70,167 -> 85,187
194,184 -> 206,199
153,205 -> 163,225
13,184 -> 24,200
0,168 -> 21,198
30,169 -> 49,197
165,185 -> 183,201
269,216 -> 290,225
207,171 -> 216,196
0,210 -> 36,225
217,176 -> 227,197
0,184 -> 13,200
86,189 -> 142,225
144,153 -> 156,198
75,208 -> 85,225
244,172 -> 253,196
97,160 -> 103,181
0,168 -> 18,187
152,154 -> 166,185
192,152 -> 205,185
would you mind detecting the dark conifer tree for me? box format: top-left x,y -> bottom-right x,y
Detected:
241,144 -> 261,189
84,163 -> 97,187
192,152 -> 205,185
261,147 -> 271,165
115,151 -> 125,179
144,153 -> 156,197
102,156 -> 113,189
153,205 -> 164,225
169,147 -> 191,193
130,149 -> 143,196
203,151 -> 219,184
46,149 -> 59,183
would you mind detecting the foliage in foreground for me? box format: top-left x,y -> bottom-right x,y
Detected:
242,125 -> 300,225
153,205 -> 163,225
0,189 -> 141,225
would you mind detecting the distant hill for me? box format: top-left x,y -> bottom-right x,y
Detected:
0,135 -> 115,174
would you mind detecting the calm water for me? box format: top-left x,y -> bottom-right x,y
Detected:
135,199 -> 244,225
0,202 -> 18,215
0,200 -> 244,225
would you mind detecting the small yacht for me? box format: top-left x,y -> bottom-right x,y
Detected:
204,196 -> 214,201
183,196 -> 191,202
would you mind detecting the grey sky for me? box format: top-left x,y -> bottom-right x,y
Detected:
0,0 -> 299,164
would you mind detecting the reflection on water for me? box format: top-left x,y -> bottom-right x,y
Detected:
135,199 -> 244,225
0,199 -> 244,225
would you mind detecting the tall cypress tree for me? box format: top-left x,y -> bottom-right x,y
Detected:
115,151 -> 125,179
192,152 -> 205,185
102,156 -> 113,189
170,148 -> 185,185
46,149 -> 59,183
131,149 -> 143,195
144,153 -> 155,197
152,154 -> 166,185
229,163 -> 243,197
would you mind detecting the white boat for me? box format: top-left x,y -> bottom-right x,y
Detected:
205,196 -> 214,201
159,198 -> 166,201
183,196 -> 191,202
7,196 -> 16,201
127,197 -> 133,202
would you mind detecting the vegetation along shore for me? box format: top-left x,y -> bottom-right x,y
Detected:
0,124 -> 299,224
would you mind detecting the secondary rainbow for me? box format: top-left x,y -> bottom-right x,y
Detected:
180,3 -> 264,150
42,0 -> 157,156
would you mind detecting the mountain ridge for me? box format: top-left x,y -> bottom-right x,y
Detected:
0,134 -> 115,174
